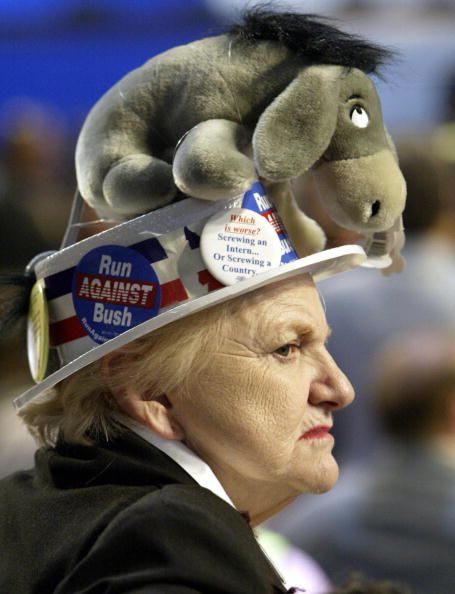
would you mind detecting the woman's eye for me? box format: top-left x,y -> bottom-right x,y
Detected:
274,344 -> 296,358
350,105 -> 369,128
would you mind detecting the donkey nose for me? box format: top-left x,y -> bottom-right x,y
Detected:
370,200 -> 381,218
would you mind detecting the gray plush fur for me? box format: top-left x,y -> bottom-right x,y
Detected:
75,34 -> 406,252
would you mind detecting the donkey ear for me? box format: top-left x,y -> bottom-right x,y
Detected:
252,65 -> 343,181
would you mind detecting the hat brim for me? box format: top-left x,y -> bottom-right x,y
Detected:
14,244 -> 365,410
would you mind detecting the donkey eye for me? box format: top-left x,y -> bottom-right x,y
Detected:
350,105 -> 369,128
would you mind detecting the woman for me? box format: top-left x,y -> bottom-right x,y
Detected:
0,249 -> 358,592
0,8 -> 405,589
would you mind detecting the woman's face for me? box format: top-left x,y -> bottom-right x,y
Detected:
169,275 -> 354,521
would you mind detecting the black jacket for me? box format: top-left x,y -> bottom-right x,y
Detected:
0,430 -> 288,594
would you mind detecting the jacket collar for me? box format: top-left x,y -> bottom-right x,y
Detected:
118,415 -> 235,508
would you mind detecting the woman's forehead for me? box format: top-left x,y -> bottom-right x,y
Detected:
240,274 -> 316,307
231,276 -> 327,334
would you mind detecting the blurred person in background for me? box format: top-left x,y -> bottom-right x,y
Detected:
0,100 -> 74,272
0,325 -> 35,478
0,101 -> 75,478
273,329 -> 455,594
431,66 -> 455,243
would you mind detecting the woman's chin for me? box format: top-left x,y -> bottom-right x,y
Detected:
296,455 -> 340,494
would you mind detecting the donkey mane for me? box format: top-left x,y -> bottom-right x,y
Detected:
229,7 -> 395,75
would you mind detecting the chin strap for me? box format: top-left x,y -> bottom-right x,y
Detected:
60,188 -> 86,249
60,188 -> 120,250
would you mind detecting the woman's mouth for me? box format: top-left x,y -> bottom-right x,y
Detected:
300,425 -> 332,440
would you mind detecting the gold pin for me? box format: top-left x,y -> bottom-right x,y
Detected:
27,279 -> 50,382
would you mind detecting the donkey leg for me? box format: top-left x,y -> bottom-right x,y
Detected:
102,154 -> 177,218
173,119 -> 256,201
265,181 -> 327,257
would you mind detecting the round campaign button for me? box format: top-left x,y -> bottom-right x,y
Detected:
27,279 -> 50,382
72,245 -> 161,344
200,207 -> 282,285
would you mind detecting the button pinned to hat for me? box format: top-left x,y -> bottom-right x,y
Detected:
200,181 -> 297,285
12,251 -> 56,383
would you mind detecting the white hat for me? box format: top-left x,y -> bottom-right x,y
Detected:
16,181 -> 366,411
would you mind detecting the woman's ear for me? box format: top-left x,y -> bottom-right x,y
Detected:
101,352 -> 185,441
252,65 -> 342,181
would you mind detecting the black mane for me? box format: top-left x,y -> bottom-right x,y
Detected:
229,7 -> 395,75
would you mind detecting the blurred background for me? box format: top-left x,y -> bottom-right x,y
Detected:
0,1 -> 454,591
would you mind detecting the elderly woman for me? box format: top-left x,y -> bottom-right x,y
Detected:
0,9 -> 407,591
0,253 -> 357,592
0,161 -> 371,594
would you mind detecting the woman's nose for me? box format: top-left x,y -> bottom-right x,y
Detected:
309,353 -> 355,410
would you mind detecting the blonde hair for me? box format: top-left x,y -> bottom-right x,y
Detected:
19,300 -> 236,447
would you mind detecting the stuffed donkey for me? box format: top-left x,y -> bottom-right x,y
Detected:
75,9 -> 406,257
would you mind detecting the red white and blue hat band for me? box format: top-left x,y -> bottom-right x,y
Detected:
38,182 -> 297,365
15,181 -> 366,410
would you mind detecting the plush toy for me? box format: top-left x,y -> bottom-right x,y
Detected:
75,9 -> 406,259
